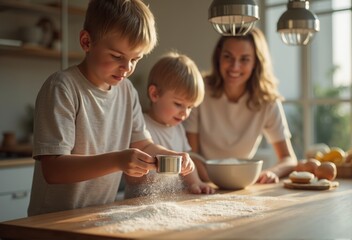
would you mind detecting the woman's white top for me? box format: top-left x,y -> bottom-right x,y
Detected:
183,89 -> 291,160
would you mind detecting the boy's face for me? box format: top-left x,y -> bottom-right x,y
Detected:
79,30 -> 144,91
149,87 -> 194,126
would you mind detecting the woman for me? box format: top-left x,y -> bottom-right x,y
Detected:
184,28 -> 297,184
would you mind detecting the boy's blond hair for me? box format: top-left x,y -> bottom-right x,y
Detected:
84,0 -> 157,54
148,52 -> 205,107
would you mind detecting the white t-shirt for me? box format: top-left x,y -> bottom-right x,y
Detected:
123,113 -> 191,199
143,113 -> 191,152
183,89 -> 291,160
28,66 -> 151,216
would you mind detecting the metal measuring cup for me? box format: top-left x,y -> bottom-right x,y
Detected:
155,155 -> 182,174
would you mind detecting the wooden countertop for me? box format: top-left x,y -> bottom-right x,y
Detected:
0,179 -> 351,240
0,157 -> 34,169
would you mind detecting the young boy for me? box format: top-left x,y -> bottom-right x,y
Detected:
28,0 -> 194,216
124,52 -> 215,198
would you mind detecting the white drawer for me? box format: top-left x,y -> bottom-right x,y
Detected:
0,165 -> 34,193
0,190 -> 31,221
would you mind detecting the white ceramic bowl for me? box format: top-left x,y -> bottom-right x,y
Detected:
206,158 -> 263,190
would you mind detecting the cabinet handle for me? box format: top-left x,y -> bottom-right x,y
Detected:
12,191 -> 28,199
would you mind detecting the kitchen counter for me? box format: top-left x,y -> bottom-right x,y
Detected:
0,157 -> 34,169
0,179 -> 351,240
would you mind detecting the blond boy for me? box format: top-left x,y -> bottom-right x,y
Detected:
124,52 -> 215,198
28,0 -> 194,216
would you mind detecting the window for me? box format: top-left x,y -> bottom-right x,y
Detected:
263,0 -> 352,159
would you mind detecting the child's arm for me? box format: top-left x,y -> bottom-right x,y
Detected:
39,148 -> 155,184
131,139 -> 195,176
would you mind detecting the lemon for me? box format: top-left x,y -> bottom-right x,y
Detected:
322,147 -> 346,165
314,151 -> 324,161
306,143 -> 330,159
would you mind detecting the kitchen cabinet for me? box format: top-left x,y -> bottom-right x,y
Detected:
0,159 -> 34,222
0,0 -> 85,65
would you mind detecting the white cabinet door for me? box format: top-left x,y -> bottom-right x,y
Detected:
0,190 -> 30,221
0,165 -> 34,222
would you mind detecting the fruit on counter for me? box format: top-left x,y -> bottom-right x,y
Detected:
318,147 -> 346,166
345,149 -> 352,164
314,151 -> 324,161
314,162 -> 337,181
305,143 -> 330,159
305,144 -> 352,166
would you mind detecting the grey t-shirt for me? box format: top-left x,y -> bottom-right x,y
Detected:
28,66 -> 150,216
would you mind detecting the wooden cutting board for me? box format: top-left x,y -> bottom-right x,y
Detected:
283,179 -> 339,190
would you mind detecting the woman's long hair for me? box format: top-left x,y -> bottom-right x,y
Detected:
205,28 -> 282,111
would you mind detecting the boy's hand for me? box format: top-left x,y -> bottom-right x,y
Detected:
118,148 -> 156,177
178,152 -> 195,176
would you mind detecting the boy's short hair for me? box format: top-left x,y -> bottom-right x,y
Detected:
84,0 -> 157,54
148,51 -> 205,107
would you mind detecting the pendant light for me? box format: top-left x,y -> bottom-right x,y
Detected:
208,0 -> 259,36
277,0 -> 320,45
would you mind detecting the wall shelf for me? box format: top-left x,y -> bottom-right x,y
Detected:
0,0 -> 86,16
0,44 -> 84,60
0,0 -> 85,61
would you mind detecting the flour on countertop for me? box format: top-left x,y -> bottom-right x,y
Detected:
89,194 -> 281,233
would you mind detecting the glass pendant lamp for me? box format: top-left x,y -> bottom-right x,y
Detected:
277,0 -> 320,45
208,0 -> 259,36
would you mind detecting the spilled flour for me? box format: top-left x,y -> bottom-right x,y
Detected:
123,173 -> 185,200
89,194 -> 278,233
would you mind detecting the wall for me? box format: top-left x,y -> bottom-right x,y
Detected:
0,1 -> 266,149
132,0 -> 219,110
0,0 -> 221,143
0,0 -> 84,143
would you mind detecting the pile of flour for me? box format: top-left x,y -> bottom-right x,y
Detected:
91,194 -> 275,233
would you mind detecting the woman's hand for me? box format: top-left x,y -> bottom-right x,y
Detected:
257,170 -> 279,184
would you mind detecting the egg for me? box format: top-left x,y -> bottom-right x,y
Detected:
302,158 -> 321,174
314,162 -> 337,180
295,159 -> 307,171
